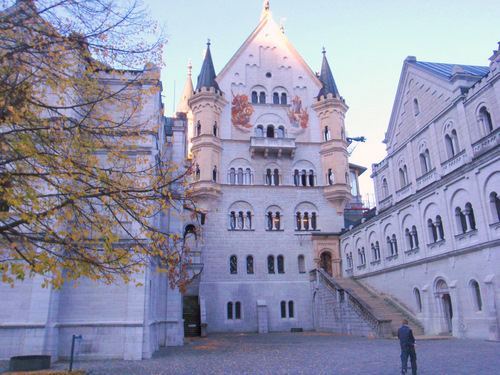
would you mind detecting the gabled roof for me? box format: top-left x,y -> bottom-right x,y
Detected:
195,41 -> 221,93
317,49 -> 340,98
409,60 -> 489,79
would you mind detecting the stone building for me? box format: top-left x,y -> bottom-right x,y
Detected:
339,46 -> 500,340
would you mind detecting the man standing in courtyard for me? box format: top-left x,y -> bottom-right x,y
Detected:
398,319 -> 417,375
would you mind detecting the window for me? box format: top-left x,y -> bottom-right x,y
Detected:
229,211 -> 236,230
267,255 -> 275,274
293,170 -> 300,186
273,169 -> 280,186
273,92 -> 279,104
227,301 -> 242,320
274,212 -> 281,230
280,300 -> 294,318
381,178 -> 389,198
296,212 -> 302,230
358,248 -> 366,265
301,170 -> 307,186
327,169 -> 334,185
255,125 -> 264,137
311,212 -> 317,230
414,288 -> 422,313
479,106 -> 493,133
251,91 -> 258,103
489,192 -> 500,222
229,168 -> 235,184
456,203 -> 476,234
298,255 -> 305,273
428,218 -> 437,242
229,210 -> 251,230
413,98 -> 420,116
196,121 -> 201,136
371,242 -> 381,261
227,302 -> 233,319
470,280 -> 482,311
245,168 -> 252,185
399,165 -> 408,187
246,255 -> 254,274
277,255 -> 284,274
235,302 -> 241,319
405,227 -> 418,250
346,252 -> 353,269
259,91 -> 266,104
392,234 -> 398,254
324,126 -> 330,141
267,212 -> 273,230
281,93 -> 287,105
230,255 -> 237,274
266,169 -> 272,185
420,149 -> 431,174
267,125 -> 275,138
213,121 -> 218,136
277,126 -> 285,138
350,171 -> 357,196
237,168 -> 243,185
195,166 -> 200,180
309,170 -> 315,187
296,211 -> 317,231
213,166 -> 218,182
445,129 -> 460,159
246,211 -> 252,230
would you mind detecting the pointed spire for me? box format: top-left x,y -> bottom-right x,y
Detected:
176,59 -> 194,114
261,0 -> 270,21
195,40 -> 221,94
317,48 -> 340,98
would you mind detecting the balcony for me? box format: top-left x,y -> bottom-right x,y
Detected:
472,127 -> 500,158
416,168 -> 438,191
249,137 -> 296,158
441,150 -> 468,176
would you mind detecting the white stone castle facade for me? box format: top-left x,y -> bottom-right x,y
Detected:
1,1 -> 498,361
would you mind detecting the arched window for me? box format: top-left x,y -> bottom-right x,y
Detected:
386,236 -> 393,255
256,125 -> 264,137
296,212 -> 302,230
280,301 -> 286,318
456,206 -> 467,234
277,126 -> 285,138
277,255 -> 285,274
405,228 -> 413,250
298,255 -> 305,273
230,255 -> 237,274
294,170 -> 300,186
445,129 -> 460,159
479,106 -> 493,133
273,169 -> 280,186
246,255 -> 254,274
308,170 -> 315,187
259,91 -> 266,104
267,212 -> 273,230
266,169 -> 272,185
327,169 -> 334,185
288,301 -> 294,318
245,168 -> 252,185
436,215 -> 445,240
229,168 -> 236,184
229,211 -> 236,230
246,211 -> 252,230
267,125 -> 275,138
392,234 -> 398,254
311,212 -> 317,230
196,121 -> 201,136
235,301 -> 241,319
195,166 -> 200,180
470,280 -> 482,311
490,192 -> 500,222
382,178 -> 389,198
267,255 -> 275,274
227,302 -> 233,319
420,149 -> 431,174
303,212 -> 310,230
414,288 -> 422,313
275,212 -> 281,230
465,202 -> 476,230
375,241 -> 380,260
324,126 -> 330,141
273,92 -> 279,104
237,168 -> 243,185
281,93 -> 287,105
301,170 -> 307,186
213,121 -> 218,136
399,165 -> 408,187
412,226 -> 419,248
413,98 -> 420,116
251,91 -> 258,103
237,211 -> 244,230
213,166 -> 217,182
428,218 -> 437,242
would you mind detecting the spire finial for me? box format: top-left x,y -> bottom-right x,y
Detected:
322,47 -> 326,54
207,38 -> 211,46
261,1 -> 271,21
187,58 -> 192,77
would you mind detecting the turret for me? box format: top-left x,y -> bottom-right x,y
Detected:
188,41 -> 228,201
175,60 -> 194,159
311,49 -> 351,214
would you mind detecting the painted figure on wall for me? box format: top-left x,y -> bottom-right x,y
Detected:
285,95 -> 309,136
231,92 -> 255,132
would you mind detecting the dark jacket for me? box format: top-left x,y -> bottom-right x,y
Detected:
398,324 -> 416,348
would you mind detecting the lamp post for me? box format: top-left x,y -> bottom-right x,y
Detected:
69,334 -> 82,372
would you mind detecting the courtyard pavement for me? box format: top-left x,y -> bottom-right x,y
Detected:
1,332 -> 499,374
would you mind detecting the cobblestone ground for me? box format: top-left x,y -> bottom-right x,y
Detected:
1,333 -> 499,375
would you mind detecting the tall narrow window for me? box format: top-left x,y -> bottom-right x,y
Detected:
237,211 -> 244,230
274,212 -> 281,230
267,212 -> 273,230
303,212 -> 310,230
436,215 -> 445,240
246,211 -> 252,230
229,211 -> 236,230
420,149 -> 431,174
246,255 -> 254,274
237,168 -> 243,185
301,170 -> 307,186
350,171 -> 358,196
479,106 -> 493,133
465,202 -> 476,230
309,170 -> 315,186
245,168 -> 252,185
251,91 -> 258,103
298,255 -> 305,273
280,301 -> 286,318
414,288 -> 422,313
428,218 -> 437,242
267,255 -> 275,274
296,212 -> 302,230
213,121 -> 218,136
266,169 -> 272,185
392,234 -> 398,254
490,192 -> 500,222
273,92 -> 279,104
230,255 -> 237,274
267,125 -> 275,138
235,302 -> 241,319
277,255 -> 284,274
382,178 -> 389,198
399,166 -> 408,187
281,93 -> 287,105
311,212 -> 317,230
288,301 -> 294,318
327,169 -> 334,185
227,302 -> 233,319
413,98 -> 420,116
273,169 -> 280,186
294,170 -> 300,186
375,241 -> 380,260
277,126 -> 285,138
470,280 -> 482,311
213,166 -> 217,182
256,125 -> 264,137
324,126 -> 330,141
229,168 -> 235,185
259,91 -> 266,104
456,206 -> 467,234
196,121 -> 201,136
445,134 -> 455,158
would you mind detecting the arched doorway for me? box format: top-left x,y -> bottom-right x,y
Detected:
436,279 -> 453,333
320,252 -> 332,276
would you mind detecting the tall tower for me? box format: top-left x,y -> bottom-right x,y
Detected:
188,42 -> 228,202
312,50 -> 352,214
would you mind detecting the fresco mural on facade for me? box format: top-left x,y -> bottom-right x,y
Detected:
231,92 -> 255,132
284,95 -> 309,136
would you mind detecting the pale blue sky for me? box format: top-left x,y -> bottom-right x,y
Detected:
148,0 -> 499,201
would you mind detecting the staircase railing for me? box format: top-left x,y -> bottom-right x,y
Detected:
312,269 -> 393,338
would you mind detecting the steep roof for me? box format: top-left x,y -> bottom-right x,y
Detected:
409,60 -> 489,79
317,49 -> 340,98
195,41 -> 221,93
176,60 -> 194,114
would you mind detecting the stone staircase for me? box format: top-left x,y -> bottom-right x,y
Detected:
330,276 -> 424,336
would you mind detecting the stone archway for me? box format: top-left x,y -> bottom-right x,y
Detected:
436,279 -> 453,333
319,251 -> 332,276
